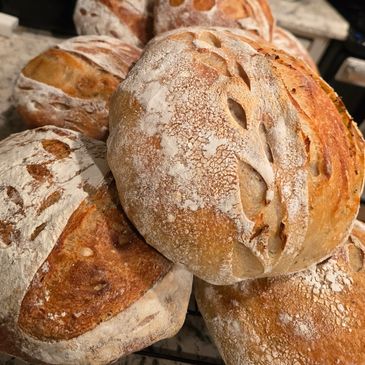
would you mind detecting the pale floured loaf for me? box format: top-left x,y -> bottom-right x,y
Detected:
74,0 -> 154,47
195,220 -> 365,365
108,27 -> 365,285
0,126 -> 192,365
153,0 -> 274,41
272,26 -> 318,73
14,35 -> 141,141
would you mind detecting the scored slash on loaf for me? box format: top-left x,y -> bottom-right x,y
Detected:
154,0 -> 275,42
13,35 -> 141,141
0,126 -> 192,365
107,26 -> 365,285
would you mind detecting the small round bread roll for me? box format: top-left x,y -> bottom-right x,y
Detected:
108,27 -> 365,285
195,220 -> 365,365
0,127 -> 192,365
272,27 -> 317,72
154,0 -> 275,41
74,0 -> 154,47
14,35 -> 141,141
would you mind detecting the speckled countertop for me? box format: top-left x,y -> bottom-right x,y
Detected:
269,0 -> 349,40
0,27 -> 221,365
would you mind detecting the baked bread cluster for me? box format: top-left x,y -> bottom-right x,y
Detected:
2,0 -> 365,364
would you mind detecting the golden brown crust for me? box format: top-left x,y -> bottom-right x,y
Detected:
108,27 -> 365,284
0,127 -> 193,365
18,180 -> 171,341
154,0 -> 275,41
100,0 -> 153,44
22,49 -> 119,101
14,36 -> 141,140
272,27 -> 318,72
195,221 -> 365,365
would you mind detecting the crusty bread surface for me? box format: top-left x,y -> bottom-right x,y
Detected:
154,0 -> 274,41
108,26 -> 365,284
195,220 -> 365,365
0,126 -> 192,365
14,35 -> 141,140
74,0 -> 154,47
272,26 -> 318,72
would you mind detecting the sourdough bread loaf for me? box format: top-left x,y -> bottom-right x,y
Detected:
74,0 -> 154,47
14,35 -> 141,140
272,26 -> 317,72
0,126 -> 192,365
195,220 -> 365,365
108,27 -> 365,285
154,0 -> 274,41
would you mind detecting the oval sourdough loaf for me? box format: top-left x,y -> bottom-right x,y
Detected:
195,220 -> 365,365
74,0 -> 154,47
272,27 -> 317,72
108,27 -> 365,285
14,35 -> 141,141
154,0 -> 274,41
0,126 -> 192,365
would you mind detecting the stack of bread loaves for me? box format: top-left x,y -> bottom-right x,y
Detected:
1,0 -> 364,364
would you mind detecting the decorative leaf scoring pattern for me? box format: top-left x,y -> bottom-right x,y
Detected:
198,30 -> 282,267
192,34 -> 286,265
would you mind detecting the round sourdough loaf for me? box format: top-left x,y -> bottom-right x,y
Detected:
108,27 -> 365,285
0,127 -> 192,365
14,35 -> 141,141
74,0 -> 154,47
195,220 -> 365,365
272,27 -> 317,73
153,0 -> 274,41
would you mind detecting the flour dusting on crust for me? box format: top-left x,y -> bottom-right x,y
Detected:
108,26 -> 365,284
195,221 -> 365,365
